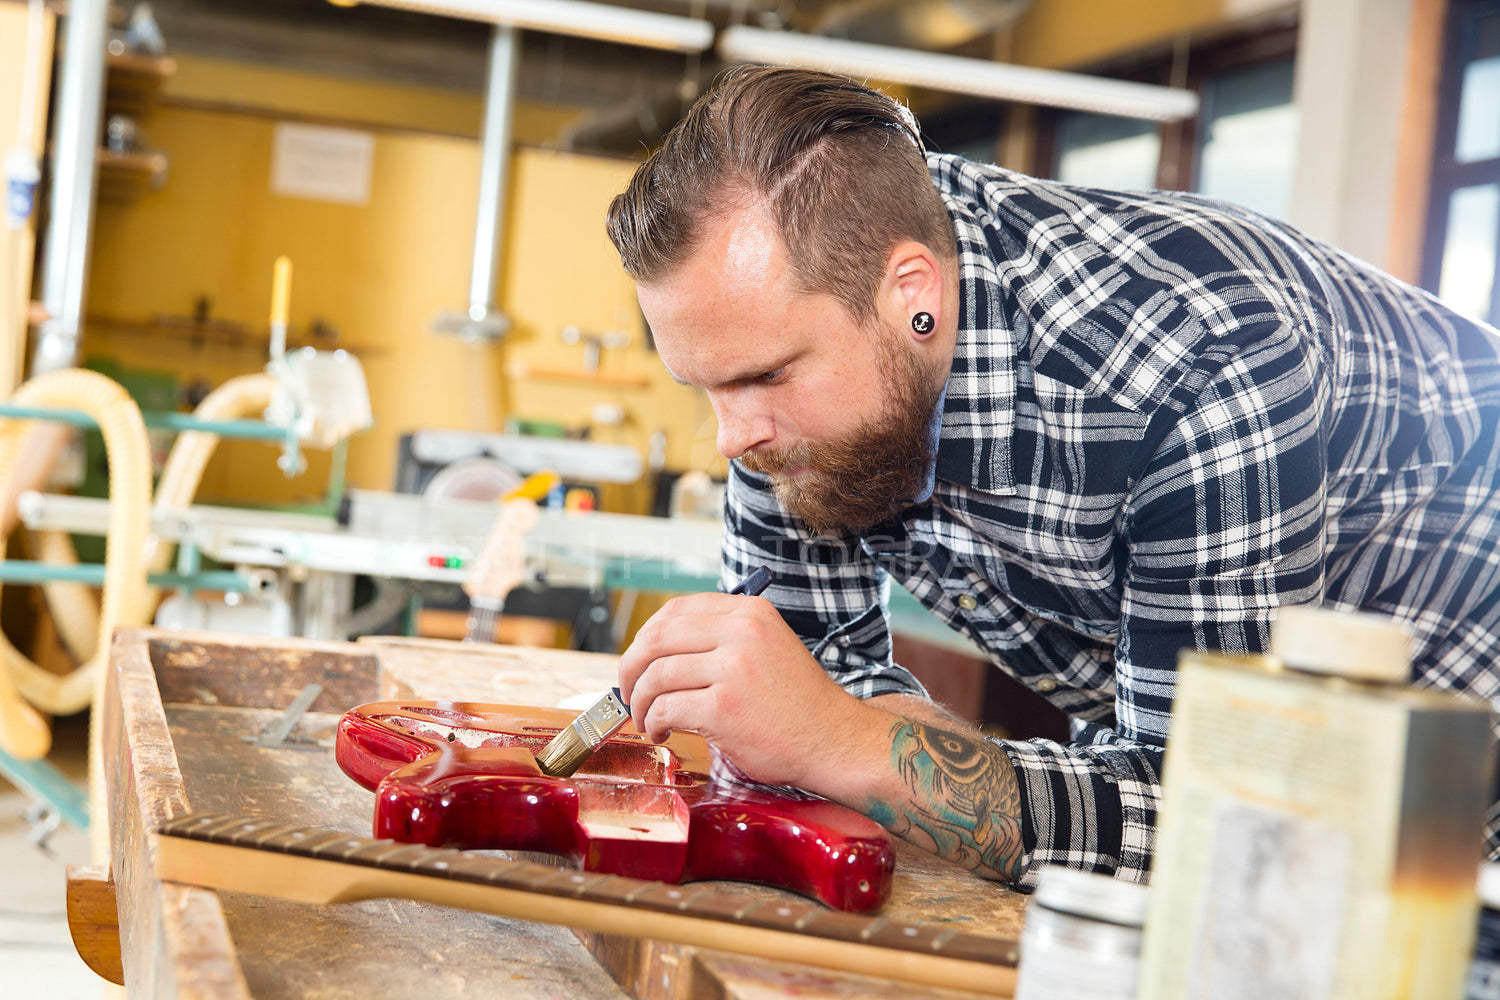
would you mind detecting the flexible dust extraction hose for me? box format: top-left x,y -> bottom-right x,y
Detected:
0,370 -> 153,717
25,372 -> 276,666
32,526 -> 100,663
0,369 -> 152,863
145,371 -> 275,588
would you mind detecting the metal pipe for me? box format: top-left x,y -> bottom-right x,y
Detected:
34,0 -> 110,376
465,24 -> 520,340
351,0 -> 712,53
0,403 -> 300,442
0,561 -> 250,592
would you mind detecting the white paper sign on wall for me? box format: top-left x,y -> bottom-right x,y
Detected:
270,123 -> 375,206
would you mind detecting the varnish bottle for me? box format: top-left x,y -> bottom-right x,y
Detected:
1137,605 -> 1494,1000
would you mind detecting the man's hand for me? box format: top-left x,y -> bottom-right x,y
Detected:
617,591 -> 888,795
619,596 -> 1027,882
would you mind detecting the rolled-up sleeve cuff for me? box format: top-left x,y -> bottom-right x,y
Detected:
1000,739 -> 1129,889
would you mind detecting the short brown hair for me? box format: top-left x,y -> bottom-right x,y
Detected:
606,66 -> 956,326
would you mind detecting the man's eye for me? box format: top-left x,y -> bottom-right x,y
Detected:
760,367 -> 787,384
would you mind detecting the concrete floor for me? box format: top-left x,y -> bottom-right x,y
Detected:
0,713 -> 113,998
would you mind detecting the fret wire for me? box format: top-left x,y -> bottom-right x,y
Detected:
930,928 -> 961,951
162,813 -> 216,836
737,899 -> 818,931
483,860 -> 557,889
621,883 -> 654,904
792,909 -> 821,931
583,873 -> 647,903
531,868 -> 612,897
200,814 -> 264,841
668,886 -> 715,911
405,848 -> 466,874
362,842 -> 431,868
281,828 -> 357,855
324,834 -> 384,860
244,821 -> 307,849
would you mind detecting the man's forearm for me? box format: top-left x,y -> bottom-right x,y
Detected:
867,691 -> 972,730
861,717 -> 1026,882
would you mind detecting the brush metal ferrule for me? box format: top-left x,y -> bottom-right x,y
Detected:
535,688 -> 631,778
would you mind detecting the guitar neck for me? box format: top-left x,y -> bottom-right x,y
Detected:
464,599 -> 502,644
156,813 -> 1018,996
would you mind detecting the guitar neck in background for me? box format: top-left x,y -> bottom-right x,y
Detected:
464,598 -> 502,644
155,813 -> 1019,996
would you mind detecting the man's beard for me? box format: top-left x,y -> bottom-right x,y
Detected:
739,331 -> 946,536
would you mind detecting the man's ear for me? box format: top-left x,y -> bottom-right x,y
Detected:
884,241 -> 943,330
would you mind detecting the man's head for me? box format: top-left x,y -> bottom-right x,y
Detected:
607,66 -> 954,327
608,68 -> 958,535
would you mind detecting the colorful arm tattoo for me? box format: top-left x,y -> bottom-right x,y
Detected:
864,719 -> 1025,882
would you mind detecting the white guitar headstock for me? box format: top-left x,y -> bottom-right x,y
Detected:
463,496 -> 541,608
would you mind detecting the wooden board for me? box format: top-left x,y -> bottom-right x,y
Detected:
104,628 -> 1027,999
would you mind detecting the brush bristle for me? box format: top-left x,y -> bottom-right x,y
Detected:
535,726 -> 592,778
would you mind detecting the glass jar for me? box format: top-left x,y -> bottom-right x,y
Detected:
1016,865 -> 1149,1000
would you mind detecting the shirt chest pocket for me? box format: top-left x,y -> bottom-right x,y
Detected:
932,493 -> 1126,629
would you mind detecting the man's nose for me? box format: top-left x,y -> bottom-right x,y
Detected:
714,395 -> 773,460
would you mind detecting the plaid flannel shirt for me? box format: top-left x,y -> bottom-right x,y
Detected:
720,153 -> 1500,886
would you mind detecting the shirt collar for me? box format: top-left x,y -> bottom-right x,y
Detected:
912,382 -> 946,504
927,153 -> 1019,496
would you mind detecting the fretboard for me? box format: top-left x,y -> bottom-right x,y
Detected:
156,813 -> 1019,995
463,603 -> 500,643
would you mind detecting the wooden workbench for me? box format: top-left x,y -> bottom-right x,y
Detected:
101,627 -> 1027,998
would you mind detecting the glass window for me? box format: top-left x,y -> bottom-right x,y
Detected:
1456,56 -> 1500,163
1456,9 -> 1500,162
1196,58 -> 1299,219
1055,113 -> 1161,191
1425,1 -> 1500,324
1437,183 -> 1499,322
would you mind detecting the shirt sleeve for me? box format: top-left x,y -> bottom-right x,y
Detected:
721,460 -> 928,699
1004,323 -> 1330,885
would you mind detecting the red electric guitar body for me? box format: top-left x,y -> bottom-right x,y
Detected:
335,701 -> 895,913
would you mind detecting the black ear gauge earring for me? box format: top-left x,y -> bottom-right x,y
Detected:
911,311 -> 935,336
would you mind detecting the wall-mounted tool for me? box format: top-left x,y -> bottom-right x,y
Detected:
561,325 -> 631,374
262,256 -> 374,474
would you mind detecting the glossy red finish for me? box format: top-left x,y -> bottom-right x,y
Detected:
335,701 -> 895,912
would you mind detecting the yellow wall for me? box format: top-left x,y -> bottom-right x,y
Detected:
84,56 -> 724,510
1007,0 -> 1296,69
0,2 -> 54,396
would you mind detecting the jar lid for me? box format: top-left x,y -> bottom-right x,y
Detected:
1478,863 -> 1500,909
1270,605 -> 1412,683
1031,865 -> 1149,927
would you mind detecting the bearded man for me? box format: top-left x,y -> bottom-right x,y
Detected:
606,66 -> 1500,886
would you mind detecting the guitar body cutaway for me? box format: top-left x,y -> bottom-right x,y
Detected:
335,701 -> 895,912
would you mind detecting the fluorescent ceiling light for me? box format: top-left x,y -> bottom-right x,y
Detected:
349,0 -> 714,53
718,26 -> 1200,123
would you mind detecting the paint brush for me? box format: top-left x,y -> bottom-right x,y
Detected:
533,565 -> 774,778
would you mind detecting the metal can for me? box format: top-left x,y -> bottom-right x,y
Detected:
1016,865 -> 1149,1000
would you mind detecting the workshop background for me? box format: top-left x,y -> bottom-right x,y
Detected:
5,0 -> 1483,515
0,0 -> 1495,992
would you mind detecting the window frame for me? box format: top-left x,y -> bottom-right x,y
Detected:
1420,0 -> 1500,326
1019,23 -> 1299,192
